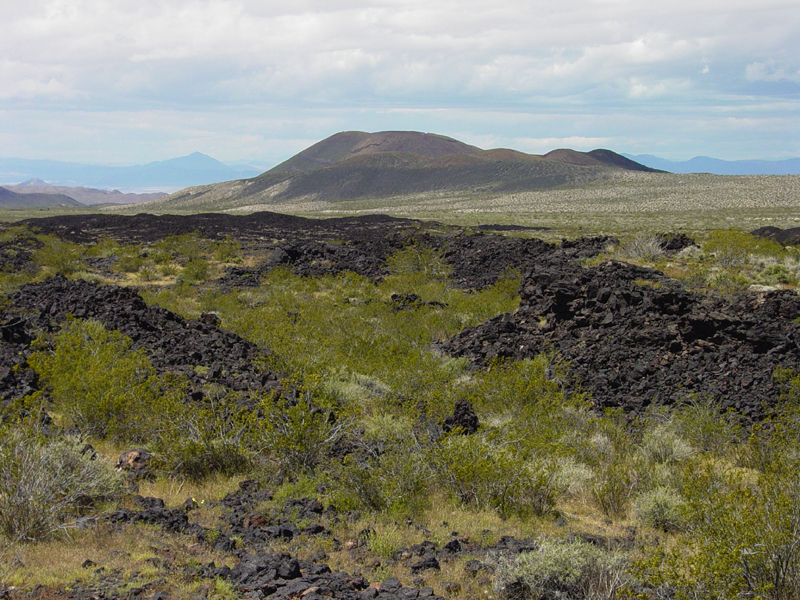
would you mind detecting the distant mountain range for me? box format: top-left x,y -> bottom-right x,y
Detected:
3,180 -> 166,206
0,186 -> 83,208
149,130 -> 659,211
0,153 -> 261,192
623,154 -> 800,175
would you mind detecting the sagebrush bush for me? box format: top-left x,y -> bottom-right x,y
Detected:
632,486 -> 685,532
640,423 -> 695,465
620,232 -> 665,262
496,538 -> 631,600
0,429 -> 123,542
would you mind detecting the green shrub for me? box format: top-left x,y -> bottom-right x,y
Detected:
178,258 -> 210,284
430,433 -> 560,517
467,355 -> 576,418
115,254 -> 146,274
153,232 -> 210,262
671,396 -> 742,456
329,441 -> 430,515
26,319 -> 183,442
86,237 -> 121,258
213,236 -> 242,263
147,389 -> 254,481
386,244 -> 452,282
590,458 -> 636,519
704,229 -> 786,268
137,266 -> 159,281
496,538 -> 631,600
253,388 -> 350,477
158,263 -> 180,277
0,429 -> 123,542
644,468 -> 800,600
32,236 -> 86,276
759,263 -> 797,286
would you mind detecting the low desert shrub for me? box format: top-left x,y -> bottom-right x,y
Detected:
759,263 -> 797,286
253,388 -> 350,477
496,538 -> 631,600
671,396 -> 742,456
0,429 -> 123,542
115,254 -> 145,274
704,229 -> 786,268
632,486 -> 686,532
153,232 -> 210,262
213,236 -> 242,263
642,468 -> 800,600
430,433 -> 561,517
150,392 -> 255,481
620,232 -> 665,262
26,319 -> 184,442
178,258 -> 210,284
329,441 -> 430,515
32,235 -> 86,276
640,423 -> 695,465
590,457 -> 636,519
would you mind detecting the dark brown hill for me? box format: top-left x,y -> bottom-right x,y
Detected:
542,149 -> 659,172
269,130 -> 482,174
149,131 -> 658,210
0,186 -> 83,207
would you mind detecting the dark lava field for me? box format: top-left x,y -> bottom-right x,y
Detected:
3,211 -> 800,600
5,211 -> 797,421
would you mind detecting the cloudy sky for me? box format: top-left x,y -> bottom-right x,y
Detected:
1,0 -> 799,167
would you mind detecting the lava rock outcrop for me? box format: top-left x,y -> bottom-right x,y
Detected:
441,260 -> 800,419
1,276 -> 282,405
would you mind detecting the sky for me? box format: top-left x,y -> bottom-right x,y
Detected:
1,0 -> 799,168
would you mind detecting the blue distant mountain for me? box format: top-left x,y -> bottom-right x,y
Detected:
622,154 -> 800,175
0,152 -> 262,192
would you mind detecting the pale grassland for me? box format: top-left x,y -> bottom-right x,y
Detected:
240,173 -> 800,235
4,173 -> 800,238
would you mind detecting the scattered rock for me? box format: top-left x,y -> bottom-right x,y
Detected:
442,399 -> 479,435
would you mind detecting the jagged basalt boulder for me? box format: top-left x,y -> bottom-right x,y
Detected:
442,399 -> 479,435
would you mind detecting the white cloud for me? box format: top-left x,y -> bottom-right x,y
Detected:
0,0 -> 799,162
745,61 -> 800,83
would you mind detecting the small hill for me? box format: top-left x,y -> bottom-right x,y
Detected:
269,131 -> 482,173
149,131 -> 658,211
0,186 -> 83,208
5,183 -> 166,205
